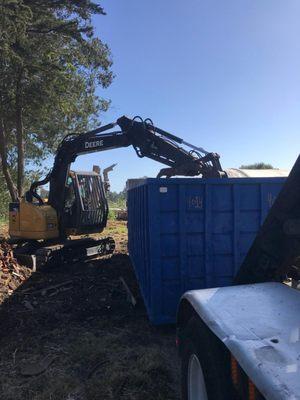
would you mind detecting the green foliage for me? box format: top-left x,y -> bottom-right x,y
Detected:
0,167 -> 45,218
107,189 -> 127,209
106,188 -> 126,220
0,178 -> 11,219
108,209 -> 116,220
0,0 -> 113,197
240,162 -> 274,169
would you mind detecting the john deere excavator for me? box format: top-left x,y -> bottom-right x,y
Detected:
9,115 -> 225,267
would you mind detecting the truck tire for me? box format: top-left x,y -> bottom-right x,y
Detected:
181,317 -> 234,400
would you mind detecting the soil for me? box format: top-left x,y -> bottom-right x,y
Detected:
0,221 -> 180,400
0,242 -> 33,303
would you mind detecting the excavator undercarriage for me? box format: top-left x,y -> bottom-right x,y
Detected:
8,115 -> 225,268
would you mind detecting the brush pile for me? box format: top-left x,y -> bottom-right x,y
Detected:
0,242 -> 31,303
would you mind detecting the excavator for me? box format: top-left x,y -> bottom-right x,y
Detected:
9,115 -> 225,267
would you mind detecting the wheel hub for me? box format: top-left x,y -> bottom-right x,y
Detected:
188,353 -> 208,400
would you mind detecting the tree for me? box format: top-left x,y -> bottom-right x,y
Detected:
0,0 -> 31,200
239,162 -> 274,169
0,0 -> 113,201
107,189 -> 127,208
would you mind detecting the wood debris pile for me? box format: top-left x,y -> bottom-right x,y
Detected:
0,242 -> 31,302
116,209 -> 128,221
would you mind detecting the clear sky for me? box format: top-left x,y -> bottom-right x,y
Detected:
71,0 -> 300,192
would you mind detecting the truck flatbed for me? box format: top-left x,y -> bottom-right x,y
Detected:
182,282 -> 300,400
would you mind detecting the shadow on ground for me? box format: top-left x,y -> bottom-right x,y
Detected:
0,252 -> 180,400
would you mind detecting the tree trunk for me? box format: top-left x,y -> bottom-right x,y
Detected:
16,69 -> 25,197
0,114 -> 18,202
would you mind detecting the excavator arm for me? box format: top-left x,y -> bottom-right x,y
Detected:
28,116 -> 225,220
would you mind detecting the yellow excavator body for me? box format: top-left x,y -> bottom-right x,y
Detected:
6,115 -> 224,266
9,199 -> 59,240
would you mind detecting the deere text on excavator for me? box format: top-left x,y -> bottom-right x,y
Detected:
9,115 -> 225,268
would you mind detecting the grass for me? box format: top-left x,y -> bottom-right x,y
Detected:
102,220 -> 128,253
0,216 -> 7,226
108,200 -> 126,221
0,217 -> 8,238
104,220 -> 127,235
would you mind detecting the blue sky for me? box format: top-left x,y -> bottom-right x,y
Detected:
71,0 -> 300,192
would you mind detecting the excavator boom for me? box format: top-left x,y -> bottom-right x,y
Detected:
9,115 -> 225,267
28,116 -> 225,219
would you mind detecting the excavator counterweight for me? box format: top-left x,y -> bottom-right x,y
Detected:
8,115 -> 224,267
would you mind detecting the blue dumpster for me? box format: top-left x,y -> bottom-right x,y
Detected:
127,177 -> 285,324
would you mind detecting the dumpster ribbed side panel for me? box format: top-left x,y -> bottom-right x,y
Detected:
127,177 -> 285,324
127,184 -> 150,312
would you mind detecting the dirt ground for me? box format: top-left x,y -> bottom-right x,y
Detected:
0,221 -> 180,400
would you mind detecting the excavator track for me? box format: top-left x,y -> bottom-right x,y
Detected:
13,237 -> 115,270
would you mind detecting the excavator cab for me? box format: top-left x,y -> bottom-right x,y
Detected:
9,166 -> 112,241
8,115 -> 225,267
62,170 -> 108,236
10,115 -> 225,245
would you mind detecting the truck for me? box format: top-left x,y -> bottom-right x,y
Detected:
177,156 -> 300,400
